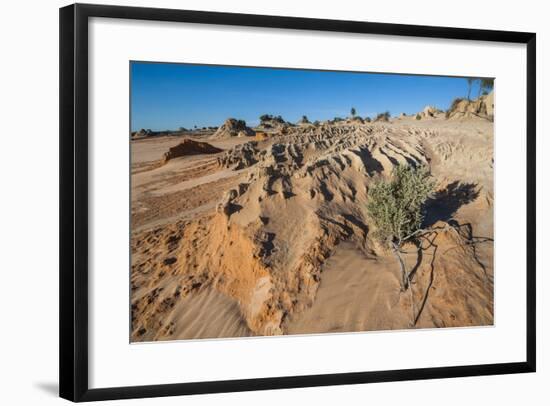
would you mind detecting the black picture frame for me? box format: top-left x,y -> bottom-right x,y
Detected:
59,3 -> 536,402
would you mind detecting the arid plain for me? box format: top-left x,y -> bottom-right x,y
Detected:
130,93 -> 494,342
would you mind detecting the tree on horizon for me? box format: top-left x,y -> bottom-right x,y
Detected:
466,78 -> 475,101
351,107 -> 356,117
478,78 -> 494,98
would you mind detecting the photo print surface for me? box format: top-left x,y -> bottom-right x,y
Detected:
130,62 -> 494,342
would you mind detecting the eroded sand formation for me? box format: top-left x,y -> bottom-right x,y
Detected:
212,118 -> 256,139
131,101 -> 494,341
162,139 -> 223,163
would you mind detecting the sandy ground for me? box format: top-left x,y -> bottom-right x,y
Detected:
287,242 -> 411,334
130,115 -> 494,342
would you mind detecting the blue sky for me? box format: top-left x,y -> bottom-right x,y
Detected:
131,62 -> 484,131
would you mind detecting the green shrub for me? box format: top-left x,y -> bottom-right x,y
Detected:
367,165 -> 434,245
415,114 -> 421,120
366,165 -> 434,290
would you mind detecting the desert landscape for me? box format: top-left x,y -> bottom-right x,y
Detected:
130,66 -> 494,342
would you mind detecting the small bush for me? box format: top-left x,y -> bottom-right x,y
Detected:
415,114 -> 421,120
364,117 -> 371,123
366,164 -> 434,245
259,114 -> 272,122
260,114 -> 286,124
375,111 -> 391,122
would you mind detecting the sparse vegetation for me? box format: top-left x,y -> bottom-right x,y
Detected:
415,114 -> 421,120
375,111 -> 391,122
351,107 -> 356,117
260,114 -> 286,124
466,77 -> 494,100
259,114 -> 272,122
301,115 -> 310,124
364,117 -> 371,123
366,165 -> 435,291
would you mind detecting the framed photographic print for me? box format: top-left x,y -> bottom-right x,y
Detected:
59,3 -> 536,402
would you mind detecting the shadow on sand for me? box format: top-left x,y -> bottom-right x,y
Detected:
422,181 -> 479,227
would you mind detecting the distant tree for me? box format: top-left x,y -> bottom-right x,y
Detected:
415,114 -> 421,120
313,120 -> 320,126
364,116 -> 371,123
478,78 -> 494,98
333,116 -> 343,122
466,78 -> 476,101
178,127 -> 187,132
301,115 -> 309,123
351,107 -> 356,117
375,111 -> 391,122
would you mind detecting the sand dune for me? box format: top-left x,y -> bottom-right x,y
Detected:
131,113 -> 494,341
